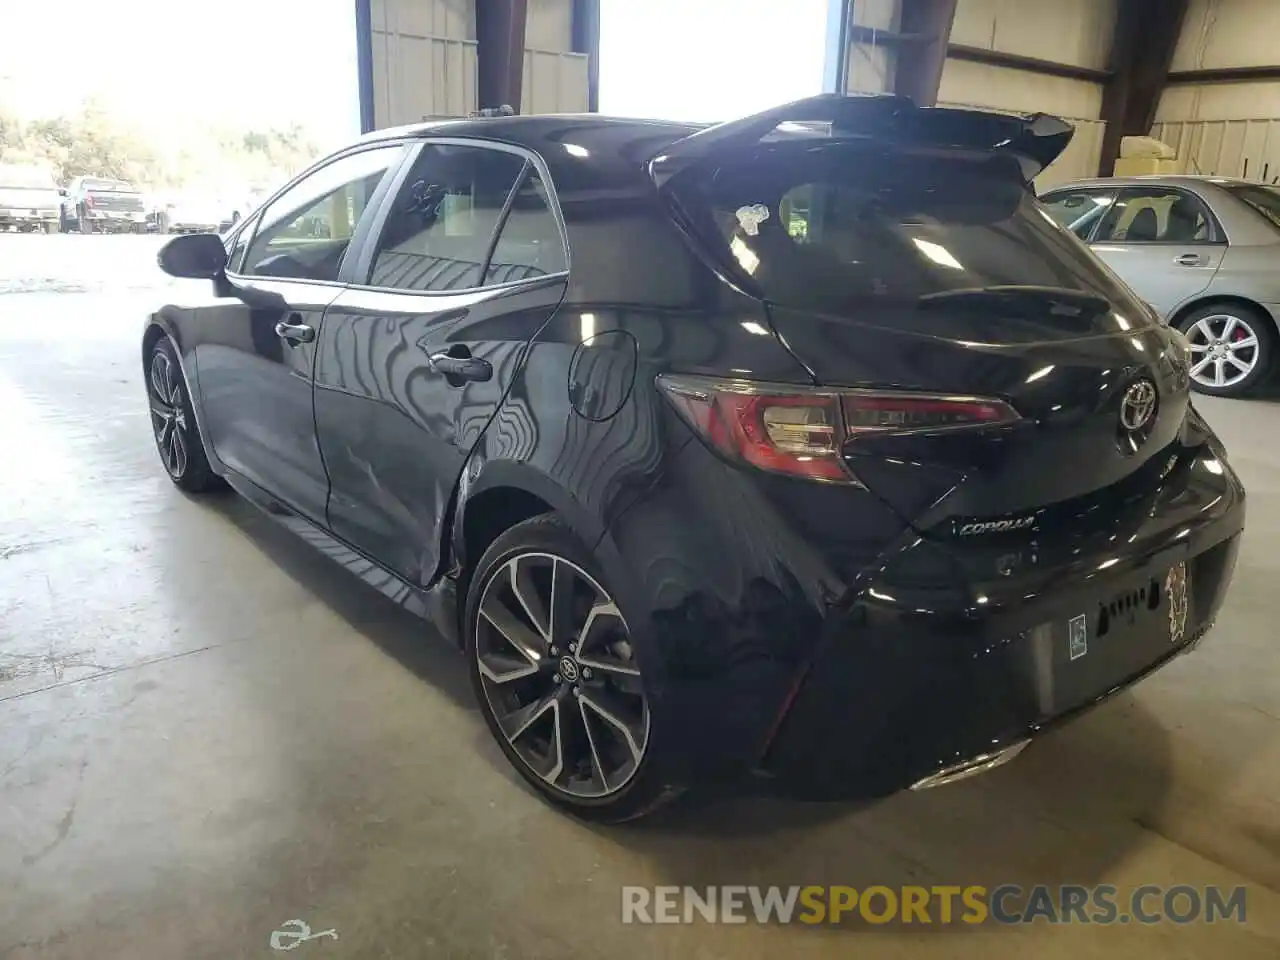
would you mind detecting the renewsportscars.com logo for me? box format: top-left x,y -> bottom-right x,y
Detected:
621,884 -> 1249,926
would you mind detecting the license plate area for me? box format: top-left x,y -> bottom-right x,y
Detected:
1019,566 -> 1187,718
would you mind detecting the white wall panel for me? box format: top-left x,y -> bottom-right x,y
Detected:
950,0 -> 1116,70
1172,0 -> 1280,72
369,0 -> 586,128
522,49 -> 590,115
1151,118 -> 1280,180
845,0 -> 899,95
1157,82 -> 1280,122
939,60 -> 1103,119
526,0 -> 573,52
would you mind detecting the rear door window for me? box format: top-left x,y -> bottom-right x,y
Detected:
367,144 -> 526,292
1092,187 -> 1216,243
670,142 -> 1138,315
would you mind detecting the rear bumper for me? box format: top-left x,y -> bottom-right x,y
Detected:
615,412 -> 1245,799
761,449 -> 1244,799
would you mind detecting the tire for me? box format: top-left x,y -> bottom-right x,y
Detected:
465,513 -> 682,822
147,337 -> 222,493
78,213 -> 92,234
1177,302 -> 1275,397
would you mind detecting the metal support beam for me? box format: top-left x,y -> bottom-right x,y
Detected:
823,0 -> 853,94
475,0 -> 529,112
571,0 -> 601,112
355,0 -> 376,133
1097,0 -> 1190,176
1168,65 -> 1280,85
893,0 -> 957,106
946,43 -> 1109,84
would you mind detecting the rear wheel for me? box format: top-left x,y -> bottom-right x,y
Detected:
465,514 -> 681,822
147,338 -> 220,492
1178,303 -> 1274,397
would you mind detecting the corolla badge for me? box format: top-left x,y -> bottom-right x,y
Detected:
1120,380 -> 1158,431
955,515 -> 1036,536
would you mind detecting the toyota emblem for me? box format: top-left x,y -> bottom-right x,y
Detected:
1120,380 -> 1157,431
558,656 -> 579,682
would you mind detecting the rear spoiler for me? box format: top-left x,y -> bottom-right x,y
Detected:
648,93 -> 1074,185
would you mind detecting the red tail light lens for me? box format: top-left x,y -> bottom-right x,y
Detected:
83,195 -> 94,208
658,374 -> 1019,484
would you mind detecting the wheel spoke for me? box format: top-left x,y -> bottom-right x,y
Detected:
579,687 -> 646,766
1190,356 -> 1214,378
576,601 -> 641,677
578,697 -> 609,792
171,424 -> 188,476
1231,335 -> 1258,351
477,649 -> 539,684
499,692 -> 557,742
1191,319 -> 1215,343
150,360 -> 166,399
149,399 -> 172,418
481,602 -> 545,667
1214,358 -> 1227,386
1187,341 -> 1210,353
1222,316 -> 1239,339
1225,354 -> 1252,373
508,558 -> 550,642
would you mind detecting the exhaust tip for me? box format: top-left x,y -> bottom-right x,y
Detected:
909,740 -> 1030,790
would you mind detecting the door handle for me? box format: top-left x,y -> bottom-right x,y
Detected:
1173,253 -> 1206,267
274,314 -> 315,344
429,351 -> 492,383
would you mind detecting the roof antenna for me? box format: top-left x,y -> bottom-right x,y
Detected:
471,105 -> 515,118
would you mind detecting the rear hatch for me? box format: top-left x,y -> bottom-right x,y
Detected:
85,180 -> 145,213
655,96 -> 1195,536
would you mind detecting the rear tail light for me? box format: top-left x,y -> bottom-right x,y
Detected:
83,195 -> 94,209
657,374 -> 1019,484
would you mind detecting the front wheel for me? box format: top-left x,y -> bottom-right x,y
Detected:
465,514 -> 681,822
147,338 -> 221,492
1178,303 -> 1275,397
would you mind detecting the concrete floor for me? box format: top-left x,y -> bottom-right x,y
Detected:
1,235 -> 1277,959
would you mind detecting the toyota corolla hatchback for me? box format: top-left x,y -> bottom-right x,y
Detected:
144,95 -> 1245,822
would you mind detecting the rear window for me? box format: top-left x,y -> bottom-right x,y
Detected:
84,178 -> 135,192
1224,183 -> 1280,230
670,142 -> 1141,315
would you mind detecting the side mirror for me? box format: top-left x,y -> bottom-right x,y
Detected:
157,233 -> 227,279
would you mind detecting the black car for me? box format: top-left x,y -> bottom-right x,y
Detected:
144,95 -> 1245,822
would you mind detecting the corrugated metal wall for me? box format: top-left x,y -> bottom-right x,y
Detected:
1150,118 -> 1280,181
368,0 -> 588,129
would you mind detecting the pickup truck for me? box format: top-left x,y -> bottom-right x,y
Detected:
60,176 -> 147,233
0,164 -> 61,233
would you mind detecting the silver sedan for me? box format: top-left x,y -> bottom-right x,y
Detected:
1040,175 -> 1280,396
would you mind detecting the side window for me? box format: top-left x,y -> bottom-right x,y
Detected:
241,146 -> 401,282
485,169 -> 566,284
1094,188 -> 1214,244
1040,190 -> 1115,241
368,144 -> 525,292
226,215 -> 258,273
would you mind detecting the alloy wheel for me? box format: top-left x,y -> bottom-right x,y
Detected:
475,552 -> 650,799
148,349 -> 190,479
1184,313 -> 1259,390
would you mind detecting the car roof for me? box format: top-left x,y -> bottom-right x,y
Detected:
359,113 -> 707,157
1046,174 -> 1273,191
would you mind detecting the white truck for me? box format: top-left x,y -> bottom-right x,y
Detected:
0,164 -> 61,233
